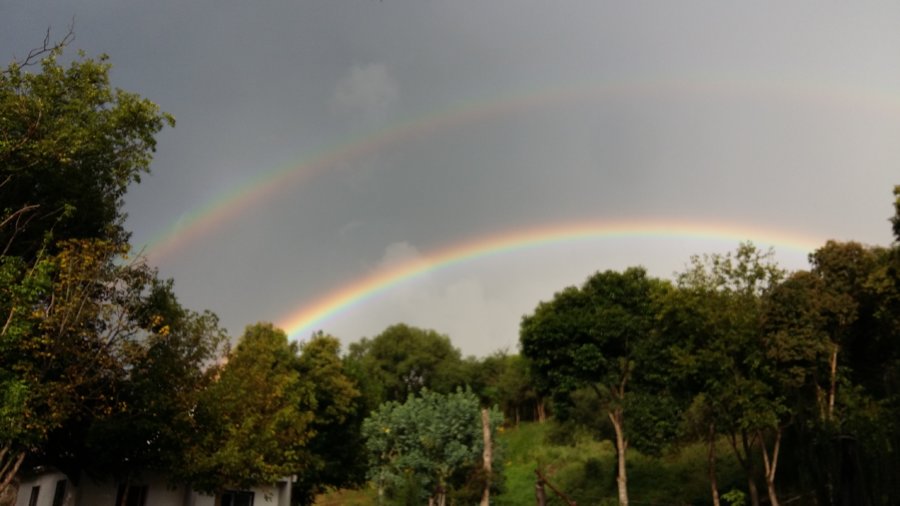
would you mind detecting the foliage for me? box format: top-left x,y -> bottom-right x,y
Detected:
490,421 -> 743,506
464,352 -> 545,425
520,267 -> 669,505
292,332 -> 365,505
1,240 -> 173,479
80,278 -> 228,482
185,323 -> 315,494
362,388 -> 502,505
0,37 -> 175,494
1,44 -> 173,260
347,324 -> 466,410
665,243 -> 788,506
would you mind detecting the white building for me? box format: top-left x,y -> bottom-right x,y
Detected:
15,469 -> 292,506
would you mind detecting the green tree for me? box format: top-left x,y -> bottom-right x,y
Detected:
185,323 -> 316,504
1,239 -> 160,488
362,389 -> 502,506
786,239 -> 900,504
0,36 -> 174,495
1,38 -> 173,260
520,267 -> 667,506
347,324 -> 466,410
292,332 -> 365,505
892,185 -> 900,241
667,243 -> 787,506
79,279 -> 228,500
467,353 -> 545,425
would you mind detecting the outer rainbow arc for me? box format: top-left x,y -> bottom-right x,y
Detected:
138,77 -> 896,262
279,220 -> 825,341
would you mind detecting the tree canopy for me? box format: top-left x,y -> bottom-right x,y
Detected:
520,267 -> 669,506
0,41 -> 178,494
362,389 -> 502,506
347,323 -> 467,410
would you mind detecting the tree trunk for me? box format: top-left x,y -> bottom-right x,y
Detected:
760,429 -> 782,506
728,430 -> 760,506
535,468 -> 577,506
728,427 -> 759,506
747,477 -> 760,506
537,400 -> 546,423
535,475 -> 547,506
828,344 -> 839,421
481,408 -> 493,506
434,484 -> 446,506
707,424 -> 721,506
608,408 -> 629,506
0,448 -> 26,495
117,471 -> 138,506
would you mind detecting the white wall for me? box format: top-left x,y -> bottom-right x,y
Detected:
76,471 -> 185,506
191,482 -> 290,506
14,471 -> 68,506
17,471 -> 290,506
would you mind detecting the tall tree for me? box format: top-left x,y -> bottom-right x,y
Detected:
292,332 -> 365,505
466,353 -> 545,425
1,239 -> 159,488
791,239 -> 900,505
520,267 -> 666,506
347,324 -> 466,410
667,243 -> 786,506
185,323 -> 316,505
79,279 -> 227,495
0,36 -> 174,495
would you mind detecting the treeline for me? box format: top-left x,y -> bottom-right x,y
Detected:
0,41 -> 517,506
0,42 -> 381,505
3,42 -> 900,506
519,228 -> 900,506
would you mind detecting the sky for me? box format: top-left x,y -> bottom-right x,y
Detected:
4,2 -> 899,356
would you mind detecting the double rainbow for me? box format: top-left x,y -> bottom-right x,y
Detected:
134,76 -> 887,340
138,76 -> 893,261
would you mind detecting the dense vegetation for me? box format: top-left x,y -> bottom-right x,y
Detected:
3,41 -> 900,506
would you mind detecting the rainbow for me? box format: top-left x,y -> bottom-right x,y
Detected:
137,76 -> 898,261
278,220 -> 825,341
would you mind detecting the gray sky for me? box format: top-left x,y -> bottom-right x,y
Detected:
4,2 -> 899,355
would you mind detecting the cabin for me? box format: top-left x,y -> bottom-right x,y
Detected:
14,468 -> 292,506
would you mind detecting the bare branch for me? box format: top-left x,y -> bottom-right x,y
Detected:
4,21 -> 75,72
0,204 -> 39,231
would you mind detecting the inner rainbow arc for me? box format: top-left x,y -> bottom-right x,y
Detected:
279,220 -> 824,341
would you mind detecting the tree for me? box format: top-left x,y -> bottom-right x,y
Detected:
347,324 -> 466,410
520,267 -> 667,506
185,323 -> 316,504
292,332 -> 365,505
666,243 -> 787,506
1,239 -> 158,489
362,389 -> 502,506
79,279 -> 227,500
466,353 -> 545,425
0,36 -> 174,496
786,239 -> 900,505
892,185 -> 900,242
1,37 -> 173,260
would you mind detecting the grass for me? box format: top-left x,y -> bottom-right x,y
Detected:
316,422 -> 745,505
315,486 -> 377,505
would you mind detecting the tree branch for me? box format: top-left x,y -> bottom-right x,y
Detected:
5,22 -> 75,71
